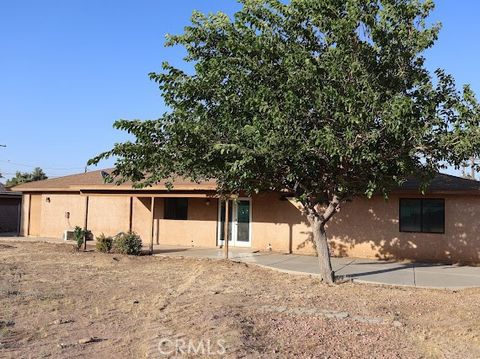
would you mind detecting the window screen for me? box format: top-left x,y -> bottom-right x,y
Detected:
164,198 -> 188,220
421,199 -> 445,233
399,198 -> 444,234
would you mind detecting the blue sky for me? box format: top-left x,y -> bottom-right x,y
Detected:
0,0 -> 478,180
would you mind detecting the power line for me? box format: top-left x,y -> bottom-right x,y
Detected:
0,159 -> 85,171
0,171 -> 62,176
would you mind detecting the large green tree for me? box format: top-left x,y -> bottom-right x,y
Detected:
90,0 -> 480,283
7,167 -> 48,187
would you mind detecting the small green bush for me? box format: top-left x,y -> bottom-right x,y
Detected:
73,226 -> 85,250
96,233 -> 113,253
113,232 -> 143,255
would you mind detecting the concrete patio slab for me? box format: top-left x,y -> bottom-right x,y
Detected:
2,236 -> 480,289
336,262 -> 416,287
150,245 -> 480,289
413,264 -> 480,289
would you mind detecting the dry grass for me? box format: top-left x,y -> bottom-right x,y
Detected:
0,240 -> 479,358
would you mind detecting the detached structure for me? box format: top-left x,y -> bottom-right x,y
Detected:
12,169 -> 480,264
0,183 -> 22,235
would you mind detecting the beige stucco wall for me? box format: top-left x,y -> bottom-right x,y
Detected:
39,194 -> 86,238
20,195 -> 29,236
250,192 -> 480,263
87,196 -> 130,237
29,194 -> 42,236
251,193 -> 309,253
20,190 -> 480,263
327,194 -> 480,264
20,194 -> 218,248
132,197 -> 152,242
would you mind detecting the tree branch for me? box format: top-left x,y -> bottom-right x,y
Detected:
320,194 -> 340,224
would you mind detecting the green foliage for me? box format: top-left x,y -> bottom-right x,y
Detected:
6,167 -> 48,187
90,0 -> 480,212
96,233 -> 113,253
73,226 -> 85,250
112,232 -> 143,255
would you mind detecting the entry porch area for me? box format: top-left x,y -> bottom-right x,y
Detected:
22,190 -> 256,251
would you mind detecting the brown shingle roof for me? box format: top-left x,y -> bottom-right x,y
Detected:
0,182 -> 21,197
400,173 -> 480,193
12,169 -> 217,192
12,169 -> 479,195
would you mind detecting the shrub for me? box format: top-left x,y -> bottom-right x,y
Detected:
96,233 -> 113,253
113,232 -> 143,255
73,226 -> 85,250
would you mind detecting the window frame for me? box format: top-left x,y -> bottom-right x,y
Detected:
164,198 -> 188,220
399,198 -> 445,234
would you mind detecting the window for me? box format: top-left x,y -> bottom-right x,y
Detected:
164,198 -> 188,220
399,198 -> 445,234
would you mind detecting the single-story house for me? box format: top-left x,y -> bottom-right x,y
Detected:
0,183 -> 22,234
12,169 -> 480,264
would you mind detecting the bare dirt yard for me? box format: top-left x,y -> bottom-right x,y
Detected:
1,240 -> 479,358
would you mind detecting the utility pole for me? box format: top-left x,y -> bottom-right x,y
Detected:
471,157 -> 476,180
0,145 -> 5,179
223,199 -> 230,259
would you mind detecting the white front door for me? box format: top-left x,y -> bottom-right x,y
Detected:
217,198 -> 251,247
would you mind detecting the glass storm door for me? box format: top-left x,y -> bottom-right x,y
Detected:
218,199 -> 251,247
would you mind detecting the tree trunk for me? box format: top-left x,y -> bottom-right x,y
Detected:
306,195 -> 340,284
310,215 -> 334,284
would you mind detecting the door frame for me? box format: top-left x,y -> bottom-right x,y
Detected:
217,197 -> 252,247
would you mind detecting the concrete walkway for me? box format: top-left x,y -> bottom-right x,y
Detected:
151,245 -> 480,290
2,236 -> 480,289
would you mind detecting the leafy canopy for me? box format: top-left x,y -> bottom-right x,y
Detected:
6,167 -> 48,187
90,0 -> 480,208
